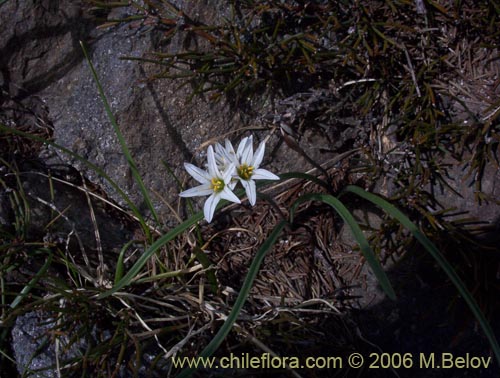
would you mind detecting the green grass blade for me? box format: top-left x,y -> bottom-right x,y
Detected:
100,194 -> 236,298
98,210 -> 204,299
114,240 -> 141,285
80,41 -> 160,228
10,250 -> 53,309
290,193 -> 396,301
192,245 -> 218,293
343,185 -> 500,366
177,220 -> 287,378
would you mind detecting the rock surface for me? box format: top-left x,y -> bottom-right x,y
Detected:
38,19 -> 239,224
0,0 -> 96,99
11,309 -> 168,378
11,311 -> 62,378
1,0 -> 244,226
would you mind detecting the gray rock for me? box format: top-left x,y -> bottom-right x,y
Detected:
35,2 -> 243,225
11,311 -> 86,378
1,0 -> 335,228
11,309 -> 170,378
0,0 -> 246,226
0,0 -> 96,98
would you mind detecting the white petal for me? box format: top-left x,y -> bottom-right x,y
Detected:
252,141 -> 266,168
214,143 -> 227,163
215,159 -> 228,173
220,186 -> 241,204
222,163 -> 236,183
207,145 -> 220,178
241,179 -> 257,205
184,163 -> 210,184
216,142 -> 231,161
225,139 -> 237,159
215,142 -> 225,156
240,135 -> 253,164
204,193 -> 220,223
179,184 -> 212,197
252,168 -> 280,181
236,136 -> 249,158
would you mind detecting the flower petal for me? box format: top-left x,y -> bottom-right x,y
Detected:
222,163 -> 236,183
179,184 -> 212,197
241,179 -> 257,205
236,136 -> 249,158
184,163 -> 210,184
239,135 -> 253,164
220,140 -> 236,164
214,143 -> 227,165
204,193 -> 220,223
225,139 -> 237,160
252,168 -> 280,181
220,186 -> 241,204
252,140 -> 266,168
207,145 -> 220,177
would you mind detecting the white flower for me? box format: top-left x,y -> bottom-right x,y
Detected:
216,135 -> 279,206
179,145 -> 240,222
214,139 -> 238,189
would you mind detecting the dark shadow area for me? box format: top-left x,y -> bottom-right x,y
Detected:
352,227 -> 500,378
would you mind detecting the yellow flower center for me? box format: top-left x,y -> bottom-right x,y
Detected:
237,164 -> 254,180
210,177 -> 225,193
